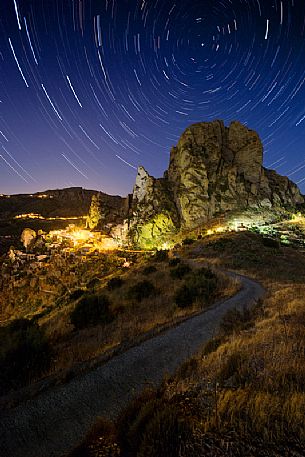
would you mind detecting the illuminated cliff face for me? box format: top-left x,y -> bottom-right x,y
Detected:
132,213 -> 177,250
126,121 -> 304,248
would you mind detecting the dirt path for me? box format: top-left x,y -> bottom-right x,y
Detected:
0,272 -> 265,457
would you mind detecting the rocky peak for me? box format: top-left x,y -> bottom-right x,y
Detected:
128,120 -> 304,245
133,166 -> 155,203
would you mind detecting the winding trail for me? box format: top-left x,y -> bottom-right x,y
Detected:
0,271 -> 265,457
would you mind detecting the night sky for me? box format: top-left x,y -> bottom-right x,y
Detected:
0,0 -> 305,196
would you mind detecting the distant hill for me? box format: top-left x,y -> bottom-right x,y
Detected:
0,187 -> 127,254
0,187 -> 126,219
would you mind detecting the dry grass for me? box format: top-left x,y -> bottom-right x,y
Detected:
156,232 -> 305,450
0,252 -> 237,388
62,232 -> 305,456
44,259 -> 238,375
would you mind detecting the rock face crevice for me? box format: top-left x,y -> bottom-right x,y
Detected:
128,120 -> 303,244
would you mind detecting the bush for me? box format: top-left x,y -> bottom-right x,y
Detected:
218,351 -> 252,386
70,294 -> 114,330
170,263 -> 191,279
182,238 -> 195,245
202,337 -> 223,356
127,280 -> 156,302
187,268 -> 218,301
68,417 -> 118,457
142,265 -> 157,275
154,250 -> 169,262
168,258 -> 181,267
174,285 -> 196,308
69,289 -> 85,301
263,237 -> 280,249
86,277 -> 100,290
117,389 -> 159,454
220,302 -> 264,336
117,390 -> 192,457
107,276 -> 124,291
137,405 -> 192,457
0,319 -> 51,394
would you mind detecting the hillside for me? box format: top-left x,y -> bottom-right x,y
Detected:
68,231 -> 305,457
0,187 -> 126,220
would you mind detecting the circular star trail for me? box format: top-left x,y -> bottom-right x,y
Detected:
0,0 -> 305,195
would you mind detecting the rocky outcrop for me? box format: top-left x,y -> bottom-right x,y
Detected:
129,120 -> 303,244
128,167 -> 179,248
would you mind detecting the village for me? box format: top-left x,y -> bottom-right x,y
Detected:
0,223 -> 134,323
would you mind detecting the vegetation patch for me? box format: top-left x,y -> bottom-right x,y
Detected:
153,249 -> 169,262
0,318 -> 51,394
169,263 -> 191,279
68,390 -> 194,457
168,257 -> 181,267
174,284 -> 196,308
182,238 -> 195,245
127,280 -> 156,302
107,276 -> 124,291
202,337 -> 223,356
142,265 -> 157,275
70,294 -> 114,330
69,289 -> 85,301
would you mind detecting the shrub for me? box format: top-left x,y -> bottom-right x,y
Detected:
69,289 -> 85,301
182,238 -> 195,245
137,405 -> 192,457
202,337 -> 223,356
263,237 -> 280,249
117,390 -> 192,457
70,294 -> 113,330
219,301 -> 264,336
107,276 -> 124,291
178,357 -> 199,379
86,277 -> 100,290
218,351 -> 253,386
127,280 -> 156,302
68,417 -> 118,457
187,268 -> 218,301
174,285 -> 196,308
154,250 -> 168,262
0,318 -> 51,394
168,258 -> 181,267
142,265 -> 157,275
220,308 -> 250,335
170,263 -> 191,279
117,389 -> 158,454
122,398 -> 164,454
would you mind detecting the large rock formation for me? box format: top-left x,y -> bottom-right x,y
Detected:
127,167 -> 179,248
129,120 -> 303,246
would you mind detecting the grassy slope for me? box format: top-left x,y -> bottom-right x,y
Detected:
0,252 -> 238,394
43,256 -> 237,380
69,231 -> 305,456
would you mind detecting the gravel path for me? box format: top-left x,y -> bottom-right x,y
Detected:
0,272 -> 265,457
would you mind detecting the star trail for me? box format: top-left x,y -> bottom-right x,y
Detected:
0,0 -> 305,196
